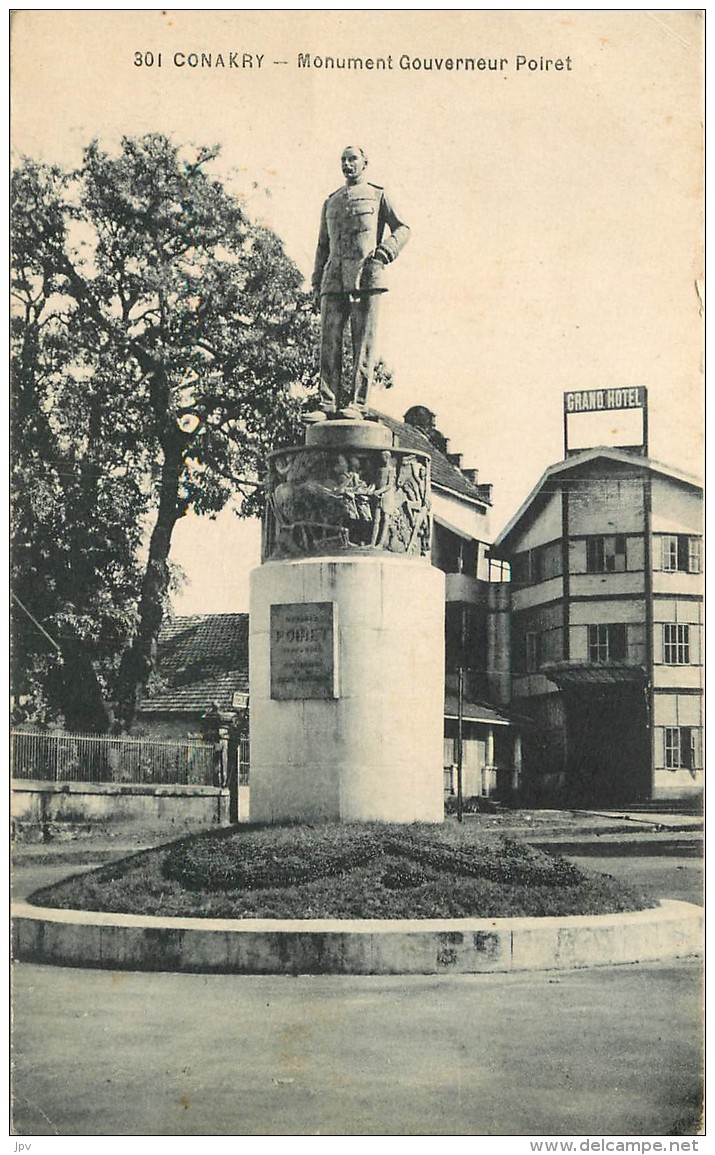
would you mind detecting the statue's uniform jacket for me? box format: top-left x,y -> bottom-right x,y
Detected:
312,181 -> 410,297
311,179 -> 410,412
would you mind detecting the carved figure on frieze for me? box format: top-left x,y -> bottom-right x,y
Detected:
312,453 -> 371,526
329,454 -> 357,516
377,456 -> 431,555
270,450 -> 315,530
270,450 -> 350,556
347,456 -> 374,525
269,449 -> 378,555
398,457 -> 432,555
335,454 -> 375,541
370,450 -> 399,548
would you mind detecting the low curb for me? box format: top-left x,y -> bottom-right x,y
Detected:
12,899 -> 702,976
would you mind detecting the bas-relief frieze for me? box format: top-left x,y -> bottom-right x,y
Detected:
263,445 -> 432,560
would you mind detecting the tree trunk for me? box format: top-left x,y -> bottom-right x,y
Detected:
116,435 -> 187,730
52,639 -> 112,733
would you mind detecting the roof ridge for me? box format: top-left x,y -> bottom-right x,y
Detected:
369,409 -> 487,504
494,446 -> 702,550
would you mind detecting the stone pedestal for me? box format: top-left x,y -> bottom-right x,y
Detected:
249,419 -> 445,824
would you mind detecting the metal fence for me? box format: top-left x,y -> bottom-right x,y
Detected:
11,729 -> 217,787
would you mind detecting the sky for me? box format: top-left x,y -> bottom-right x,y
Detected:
11,10 -> 703,614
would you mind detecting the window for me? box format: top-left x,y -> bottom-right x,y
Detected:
488,557 -> 511,583
664,728 -> 679,768
588,623 -> 627,663
512,544 -> 562,586
586,535 -> 627,573
661,535 -> 701,574
511,552 -> 530,586
526,631 -> 540,672
433,522 -> 474,575
541,542 -> 562,581
664,727 -> 702,770
663,623 -> 690,664
586,537 -> 604,573
662,536 -> 678,573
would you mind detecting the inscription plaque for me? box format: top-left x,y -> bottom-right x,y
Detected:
270,601 -> 338,700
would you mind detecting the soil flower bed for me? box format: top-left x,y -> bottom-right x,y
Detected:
27,821 -> 655,921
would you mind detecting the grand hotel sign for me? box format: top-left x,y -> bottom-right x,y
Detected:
564,386 -> 646,413
563,386 -> 648,455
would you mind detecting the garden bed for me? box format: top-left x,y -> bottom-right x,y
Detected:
28,821 -> 655,921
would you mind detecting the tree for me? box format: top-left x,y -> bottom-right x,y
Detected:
11,134 -> 317,731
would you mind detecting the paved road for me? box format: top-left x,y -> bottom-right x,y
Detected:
11,959 -> 702,1136
537,836 -> 703,908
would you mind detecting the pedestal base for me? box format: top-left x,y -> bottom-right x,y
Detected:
249,555 -> 445,824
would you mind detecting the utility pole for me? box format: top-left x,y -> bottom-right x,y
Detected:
456,603 -> 467,822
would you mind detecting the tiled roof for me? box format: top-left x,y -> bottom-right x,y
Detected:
541,661 -> 647,687
369,409 -> 488,504
443,696 -> 515,726
139,613 -> 249,716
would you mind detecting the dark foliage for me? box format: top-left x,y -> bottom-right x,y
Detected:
30,822 -> 654,920
160,823 -> 584,891
11,135 -> 317,730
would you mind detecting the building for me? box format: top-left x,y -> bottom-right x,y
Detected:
139,407 -> 520,803
376,406 -> 518,799
491,446 -> 703,805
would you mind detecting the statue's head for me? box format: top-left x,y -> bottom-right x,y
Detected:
341,145 -> 368,184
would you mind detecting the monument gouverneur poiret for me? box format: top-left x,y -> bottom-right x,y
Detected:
248,146 -> 445,824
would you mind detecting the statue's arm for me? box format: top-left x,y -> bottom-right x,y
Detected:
375,191 -> 411,263
312,200 -> 330,297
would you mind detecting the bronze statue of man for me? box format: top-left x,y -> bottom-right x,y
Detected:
307,145 -> 410,422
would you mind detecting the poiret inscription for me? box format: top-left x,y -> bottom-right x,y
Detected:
270,602 -> 338,700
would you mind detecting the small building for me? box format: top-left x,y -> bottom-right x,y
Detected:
491,446 -> 703,805
136,614 -> 251,817
136,613 -> 249,741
